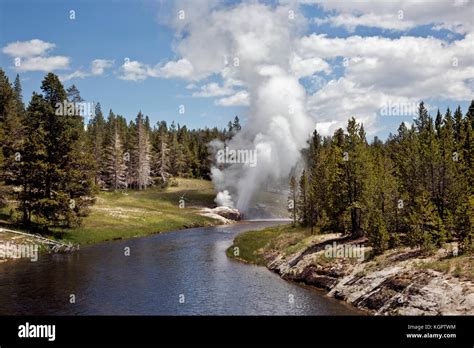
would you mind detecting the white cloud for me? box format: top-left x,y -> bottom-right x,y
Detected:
308,77 -> 396,135
192,82 -> 235,97
215,90 -> 250,106
300,32 -> 474,133
118,60 -> 158,81
17,56 -> 70,72
307,0 -> 474,34
2,39 -> 55,57
298,33 -> 473,101
91,59 -> 114,75
2,39 -> 70,72
159,58 -> 194,79
60,58 -> 115,81
290,54 -> 331,78
59,70 -> 89,82
315,13 -> 414,32
117,58 -> 194,81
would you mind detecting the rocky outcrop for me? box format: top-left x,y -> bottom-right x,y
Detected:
199,207 -> 241,224
263,241 -> 474,315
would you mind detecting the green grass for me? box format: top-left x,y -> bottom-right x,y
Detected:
226,224 -> 311,265
2,178 -> 219,245
418,255 -> 474,280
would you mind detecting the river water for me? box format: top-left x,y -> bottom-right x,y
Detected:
0,221 -> 360,315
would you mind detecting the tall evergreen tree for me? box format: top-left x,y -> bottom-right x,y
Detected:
13,74 -> 25,116
297,170 -> 309,226
9,73 -> 94,229
105,119 -> 127,190
288,176 -> 297,226
86,103 -> 106,185
132,112 -> 152,189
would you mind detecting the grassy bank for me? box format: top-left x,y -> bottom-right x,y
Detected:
227,224 -> 324,265
1,178 -> 219,245
227,223 -> 474,281
227,223 -> 474,315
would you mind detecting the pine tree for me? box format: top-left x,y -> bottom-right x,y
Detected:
454,194 -> 473,254
105,120 -> 127,190
288,176 -> 297,226
66,84 -> 83,103
416,102 -> 439,202
86,103 -> 106,186
407,192 -> 446,251
9,73 -> 94,229
13,74 -> 25,117
453,106 -> 464,145
232,116 -> 241,131
9,93 -> 48,225
326,128 -> 347,232
366,137 -> 398,245
133,112 -> 152,189
169,122 -> 186,176
0,70 -> 23,190
368,210 -> 389,255
307,130 -> 323,234
297,170 -> 309,226
154,131 -> 170,186
343,118 -> 371,238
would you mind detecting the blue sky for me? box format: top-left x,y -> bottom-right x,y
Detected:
1,0 -> 472,138
0,0 -> 246,129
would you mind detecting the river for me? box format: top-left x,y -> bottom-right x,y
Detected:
0,221 -> 360,315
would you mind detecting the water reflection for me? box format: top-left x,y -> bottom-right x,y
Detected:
0,221 -> 360,315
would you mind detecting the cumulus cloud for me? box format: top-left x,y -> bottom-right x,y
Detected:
59,70 -> 90,82
297,33 -> 474,134
117,58 -> 195,81
307,0 -> 474,34
191,82 -> 234,97
91,59 -> 114,75
60,59 -> 114,81
159,58 -> 194,79
16,56 -> 70,72
2,39 -> 55,57
2,39 -> 70,72
118,60 -> 158,81
290,54 -> 331,78
215,90 -> 250,106
314,13 -> 414,32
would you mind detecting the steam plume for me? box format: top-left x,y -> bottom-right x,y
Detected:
168,1 -> 314,213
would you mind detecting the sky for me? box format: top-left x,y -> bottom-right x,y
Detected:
0,0 -> 473,139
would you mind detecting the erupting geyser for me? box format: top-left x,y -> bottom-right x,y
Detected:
168,1 -> 314,214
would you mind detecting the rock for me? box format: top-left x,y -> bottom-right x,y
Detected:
333,290 -> 346,301
199,207 -> 241,224
356,288 -> 399,311
260,236 -> 474,315
211,206 -> 241,220
305,274 -> 337,291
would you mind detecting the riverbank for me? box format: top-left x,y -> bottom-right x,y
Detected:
227,224 -> 474,315
0,178 -> 224,248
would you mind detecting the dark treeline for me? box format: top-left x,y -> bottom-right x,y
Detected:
0,70 -> 239,230
291,101 -> 474,255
